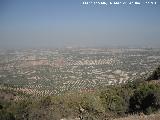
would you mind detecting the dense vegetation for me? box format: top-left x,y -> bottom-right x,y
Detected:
0,65 -> 160,120
147,65 -> 160,81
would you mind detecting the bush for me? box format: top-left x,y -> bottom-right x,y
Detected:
40,96 -> 52,107
100,86 -> 131,116
129,83 -> 160,114
0,100 -> 15,120
0,110 -> 15,120
147,65 -> 160,80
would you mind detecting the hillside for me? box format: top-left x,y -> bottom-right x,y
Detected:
0,65 -> 160,120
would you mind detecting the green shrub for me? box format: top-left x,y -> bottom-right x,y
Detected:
81,95 -> 105,113
129,83 -> 160,114
0,99 -> 15,120
0,110 -> 15,120
147,65 -> 160,80
99,86 -> 130,116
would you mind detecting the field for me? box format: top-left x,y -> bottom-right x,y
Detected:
0,48 -> 160,96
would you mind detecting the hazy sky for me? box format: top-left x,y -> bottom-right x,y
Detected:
0,0 -> 160,48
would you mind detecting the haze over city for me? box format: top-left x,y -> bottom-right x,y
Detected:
0,0 -> 160,48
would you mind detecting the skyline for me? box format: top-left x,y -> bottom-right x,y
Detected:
0,0 -> 160,48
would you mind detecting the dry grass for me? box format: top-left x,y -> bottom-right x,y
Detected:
114,112 -> 160,120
